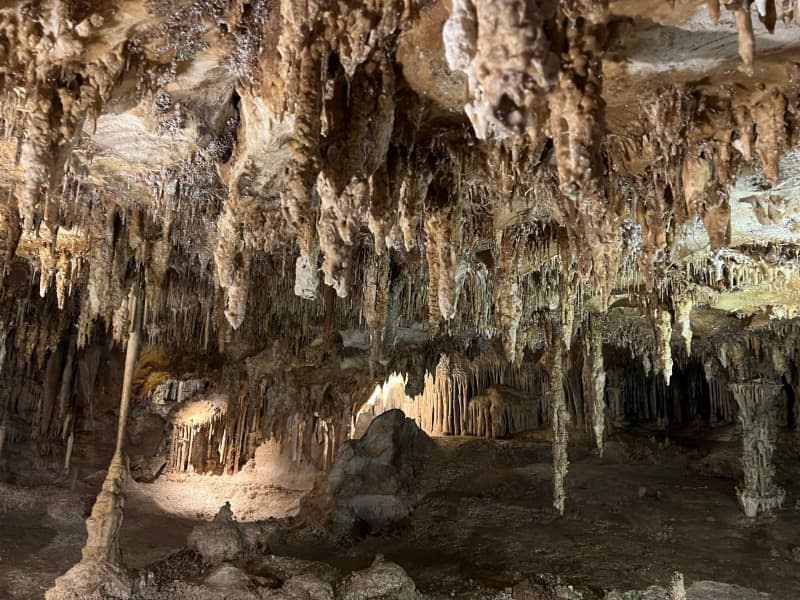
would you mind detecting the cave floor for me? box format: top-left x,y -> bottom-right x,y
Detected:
269,429 -> 800,598
2,428 -> 800,599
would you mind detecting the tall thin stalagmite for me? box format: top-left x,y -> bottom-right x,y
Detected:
82,277 -> 144,562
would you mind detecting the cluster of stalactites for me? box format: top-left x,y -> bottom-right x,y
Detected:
277,0 -> 412,300
357,352 -> 547,438
168,410 -> 227,474
207,0 -> 419,331
439,0 -> 797,305
0,3 -> 126,236
317,53 -> 396,296
253,373 -> 352,472
443,0 -> 618,294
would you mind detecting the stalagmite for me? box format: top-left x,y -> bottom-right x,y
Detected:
729,381 -> 786,517
727,1 -> 756,75
64,431 -> 74,471
670,572 -> 687,600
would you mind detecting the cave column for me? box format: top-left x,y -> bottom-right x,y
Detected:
82,278 -> 145,563
729,380 -> 785,518
551,341 -> 569,516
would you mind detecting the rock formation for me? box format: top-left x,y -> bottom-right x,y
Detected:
730,380 -> 786,517
0,0 -> 800,597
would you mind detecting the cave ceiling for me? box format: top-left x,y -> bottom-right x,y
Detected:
1,0 -> 800,378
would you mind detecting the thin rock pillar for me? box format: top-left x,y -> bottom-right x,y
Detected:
551,341 -> 569,515
82,278 -> 145,563
729,381 -> 785,518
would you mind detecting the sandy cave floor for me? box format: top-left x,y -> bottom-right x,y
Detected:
1,429 -> 800,599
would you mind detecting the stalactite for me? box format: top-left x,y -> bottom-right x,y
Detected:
363,252 -> 390,371
446,0 -> 558,139
494,228 -> 523,363
551,340 -> 568,516
87,207 -> 116,328
675,297 -> 693,357
653,305 -> 674,385
281,40 -> 323,259
56,333 -> 76,426
582,317 -> 605,455
64,430 -> 74,471
548,0 -> 619,293
54,251 -> 71,310
752,89 -> 787,185
0,196 -> 20,283
725,0 -> 756,75
424,204 -> 458,325
398,161 -> 431,252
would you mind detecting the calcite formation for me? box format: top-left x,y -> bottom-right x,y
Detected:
729,381 -> 786,517
0,2 -> 799,595
550,340 -> 569,516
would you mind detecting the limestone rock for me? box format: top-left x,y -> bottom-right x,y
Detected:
339,556 -> 420,600
187,502 -> 247,563
277,574 -> 335,600
45,559 -> 132,600
302,409 -> 433,536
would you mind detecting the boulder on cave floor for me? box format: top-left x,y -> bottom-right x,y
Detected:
301,408 -> 434,537
244,553 -> 340,586
339,555 -> 421,600
45,558 -> 132,600
187,501 -> 247,563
